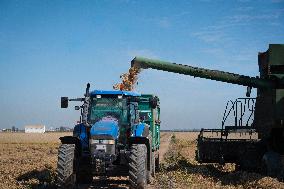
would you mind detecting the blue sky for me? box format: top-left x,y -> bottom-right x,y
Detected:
0,0 -> 283,130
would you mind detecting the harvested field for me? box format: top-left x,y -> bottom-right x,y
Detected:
0,132 -> 72,144
0,132 -> 284,189
0,132 -> 71,189
153,132 -> 284,189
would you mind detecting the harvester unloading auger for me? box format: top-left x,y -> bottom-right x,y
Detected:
131,44 -> 284,176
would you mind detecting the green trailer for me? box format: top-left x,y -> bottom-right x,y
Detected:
139,94 -> 161,169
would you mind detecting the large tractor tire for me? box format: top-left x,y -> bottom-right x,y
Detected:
129,144 -> 148,189
57,144 -> 76,189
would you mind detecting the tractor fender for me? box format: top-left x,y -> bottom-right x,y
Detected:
59,136 -> 82,156
129,123 -> 152,172
73,123 -> 89,151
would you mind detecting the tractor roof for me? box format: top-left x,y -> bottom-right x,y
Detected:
91,90 -> 141,97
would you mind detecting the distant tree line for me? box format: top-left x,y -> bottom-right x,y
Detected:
1,126 -> 73,132
1,126 -> 23,132
161,128 -> 201,132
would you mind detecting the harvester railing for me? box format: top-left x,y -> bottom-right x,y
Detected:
221,97 -> 256,130
198,98 -> 257,141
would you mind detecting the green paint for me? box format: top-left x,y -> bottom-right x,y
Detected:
138,94 -> 160,150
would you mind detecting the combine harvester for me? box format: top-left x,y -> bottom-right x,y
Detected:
57,84 -> 160,188
131,44 -> 284,177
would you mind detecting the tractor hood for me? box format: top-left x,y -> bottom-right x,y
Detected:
90,117 -> 119,140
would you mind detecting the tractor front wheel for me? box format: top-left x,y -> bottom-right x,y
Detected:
129,144 -> 147,189
56,144 -> 76,189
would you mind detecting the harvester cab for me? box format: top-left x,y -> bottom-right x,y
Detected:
57,84 -> 160,189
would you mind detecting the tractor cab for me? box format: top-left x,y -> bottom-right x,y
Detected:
88,90 -> 141,146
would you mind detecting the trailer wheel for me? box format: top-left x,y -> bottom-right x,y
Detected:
147,133 -> 154,183
57,144 -> 76,189
151,151 -> 156,177
129,144 -> 147,189
155,152 -> 160,172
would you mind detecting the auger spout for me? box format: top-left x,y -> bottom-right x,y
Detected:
131,56 -> 278,89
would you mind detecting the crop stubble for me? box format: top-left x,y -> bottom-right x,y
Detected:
153,132 -> 284,189
1,132 -> 284,189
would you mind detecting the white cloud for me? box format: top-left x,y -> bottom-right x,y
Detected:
126,49 -> 159,59
228,13 -> 280,24
192,30 -> 226,43
236,6 -> 254,12
157,17 -> 171,28
144,11 -> 191,29
271,0 -> 284,3
191,7 -> 283,44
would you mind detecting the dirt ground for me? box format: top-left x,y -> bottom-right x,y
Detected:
153,132 -> 284,189
0,132 -> 284,189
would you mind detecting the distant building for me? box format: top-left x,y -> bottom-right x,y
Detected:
25,125 -> 45,133
48,127 -> 55,132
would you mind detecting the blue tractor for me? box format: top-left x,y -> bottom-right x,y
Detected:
57,83 -> 160,188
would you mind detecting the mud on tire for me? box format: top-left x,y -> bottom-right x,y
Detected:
129,144 -> 147,189
57,144 -> 76,189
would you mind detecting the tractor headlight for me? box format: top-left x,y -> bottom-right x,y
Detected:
90,139 -> 115,145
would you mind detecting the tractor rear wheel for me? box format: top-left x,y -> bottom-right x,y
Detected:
129,144 -> 147,189
57,144 -> 76,189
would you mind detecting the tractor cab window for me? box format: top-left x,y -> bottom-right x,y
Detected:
90,96 -> 127,124
139,111 -> 151,124
129,102 -> 139,124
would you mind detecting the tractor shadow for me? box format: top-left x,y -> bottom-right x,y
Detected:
17,169 -> 129,189
163,159 -> 269,186
78,176 -> 129,189
17,168 -> 56,189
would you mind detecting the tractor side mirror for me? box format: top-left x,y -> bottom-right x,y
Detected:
61,97 -> 69,108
